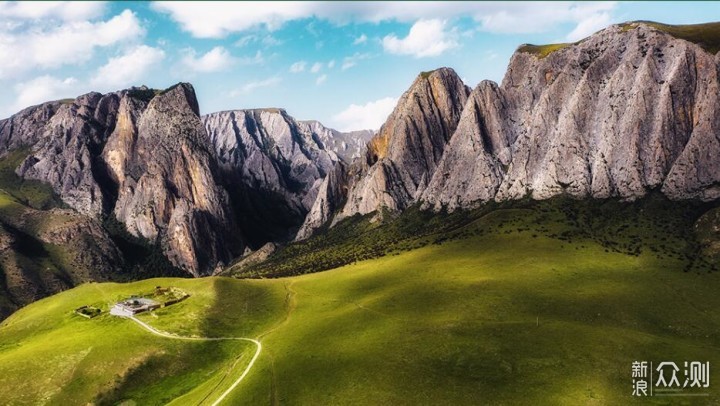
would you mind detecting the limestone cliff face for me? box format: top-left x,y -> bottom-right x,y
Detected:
202,108 -> 358,245
421,81 -> 513,210
0,84 -> 242,276
299,120 -> 374,163
338,68 -> 470,219
12,92 -> 122,215
296,21 -> 720,238
203,108 -> 339,215
424,22 -> 720,209
295,161 -> 349,240
107,84 -> 239,275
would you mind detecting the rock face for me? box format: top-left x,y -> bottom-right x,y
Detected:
203,108 -> 353,245
0,84 -> 242,275
295,161 -> 350,240
106,84 -> 239,276
421,81 -> 513,210
0,84 -> 375,271
13,92 -> 122,215
337,68 -> 470,219
297,21 -> 720,238
299,120 -> 374,163
425,22 -> 720,209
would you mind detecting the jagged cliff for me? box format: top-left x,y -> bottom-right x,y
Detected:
297,21 -> 720,239
0,84 -> 241,276
425,21 -> 720,209
336,68 -> 470,219
202,108 -> 361,245
105,84 -> 239,276
2,20 -> 718,281
203,109 -> 339,215
0,85 -> 371,275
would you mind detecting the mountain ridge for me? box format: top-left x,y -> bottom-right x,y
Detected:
1,20 -> 720,317
297,20 -> 720,239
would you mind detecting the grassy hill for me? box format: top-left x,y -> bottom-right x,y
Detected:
1,199 -> 720,404
229,194 -> 718,278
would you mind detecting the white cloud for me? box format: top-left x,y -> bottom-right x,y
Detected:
152,2 -> 312,38
353,33 -> 367,45
327,59 -> 335,69
181,46 -> 236,72
383,19 -> 458,58
289,61 -> 306,73
235,34 -> 282,47
0,1 -> 106,21
151,2 -> 617,40
341,52 -> 371,70
230,76 -> 282,96
331,96 -> 397,131
0,9 -> 144,79
316,74 -> 327,85
310,62 -> 322,73
474,2 -> 616,35
92,45 -> 165,90
565,11 -> 612,41
12,75 -> 79,112
239,50 -> 265,65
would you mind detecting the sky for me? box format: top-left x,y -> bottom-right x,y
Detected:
0,1 -> 718,131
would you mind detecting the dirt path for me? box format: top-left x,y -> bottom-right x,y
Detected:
127,316 -> 262,406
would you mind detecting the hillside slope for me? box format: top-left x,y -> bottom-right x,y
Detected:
2,204 -> 720,403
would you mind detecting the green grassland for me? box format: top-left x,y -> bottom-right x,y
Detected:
230,194 -> 717,278
1,197 -> 720,404
0,277 -> 285,405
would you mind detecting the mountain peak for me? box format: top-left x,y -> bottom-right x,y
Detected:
151,82 -> 200,117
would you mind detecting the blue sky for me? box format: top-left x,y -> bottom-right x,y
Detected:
0,1 -> 718,131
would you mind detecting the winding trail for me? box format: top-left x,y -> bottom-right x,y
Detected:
127,316 -> 262,406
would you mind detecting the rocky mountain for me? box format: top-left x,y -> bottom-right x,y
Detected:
336,68 -> 470,220
2,19 -> 718,311
104,84 -> 239,276
295,160 -> 350,240
423,21 -> 720,209
0,83 -> 377,317
202,108 -> 355,245
1,84 -> 241,276
297,21 -> 720,239
0,84 -> 372,278
299,120 -> 374,163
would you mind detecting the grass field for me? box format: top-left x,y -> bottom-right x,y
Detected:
1,199 -> 720,404
0,278 -> 285,405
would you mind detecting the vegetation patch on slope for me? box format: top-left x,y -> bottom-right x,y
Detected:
517,43 -> 572,58
0,148 -> 63,210
229,194 -> 718,278
625,20 -> 720,54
